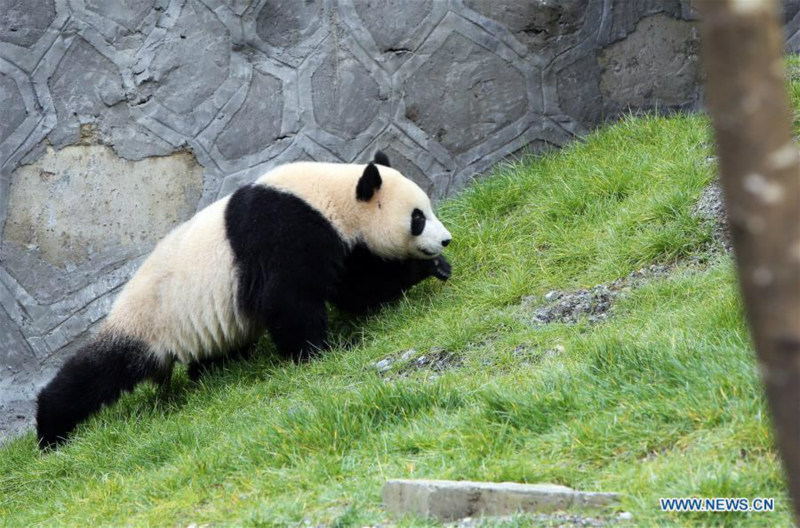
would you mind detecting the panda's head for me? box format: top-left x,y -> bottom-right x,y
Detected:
355,152 -> 451,260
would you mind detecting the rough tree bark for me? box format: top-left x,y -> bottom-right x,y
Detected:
697,0 -> 800,521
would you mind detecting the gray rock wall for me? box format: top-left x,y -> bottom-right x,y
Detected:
0,0 -> 798,440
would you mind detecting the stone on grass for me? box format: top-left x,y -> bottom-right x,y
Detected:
374,358 -> 394,373
545,290 -> 562,301
382,479 -> 620,522
400,349 -> 417,361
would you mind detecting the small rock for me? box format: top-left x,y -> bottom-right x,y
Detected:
618,512 -> 633,520
511,344 -> 530,356
400,349 -> 417,361
545,290 -> 562,301
374,358 -> 393,373
378,348 -> 462,380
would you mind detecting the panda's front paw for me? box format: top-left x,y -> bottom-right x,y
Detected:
431,256 -> 451,281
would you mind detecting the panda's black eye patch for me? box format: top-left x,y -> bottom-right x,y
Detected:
411,208 -> 426,236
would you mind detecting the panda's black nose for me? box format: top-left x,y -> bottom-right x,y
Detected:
441,238 -> 451,247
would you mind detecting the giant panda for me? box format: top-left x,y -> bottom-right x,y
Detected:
35,152 -> 452,449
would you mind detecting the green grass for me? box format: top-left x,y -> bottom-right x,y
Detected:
3,74 -> 798,527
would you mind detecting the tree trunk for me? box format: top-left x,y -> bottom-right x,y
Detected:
697,0 -> 800,521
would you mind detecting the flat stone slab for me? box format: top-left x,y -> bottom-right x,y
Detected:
382,479 -> 620,522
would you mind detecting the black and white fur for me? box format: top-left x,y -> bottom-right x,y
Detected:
35,152 -> 452,449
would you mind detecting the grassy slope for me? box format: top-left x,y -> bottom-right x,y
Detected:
3,77 -> 799,527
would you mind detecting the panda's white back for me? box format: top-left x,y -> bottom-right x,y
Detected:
259,162 -> 372,245
104,196 -> 254,363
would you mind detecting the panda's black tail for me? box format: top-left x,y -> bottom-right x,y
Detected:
35,332 -> 165,450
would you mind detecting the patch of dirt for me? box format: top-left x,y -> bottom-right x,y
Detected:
522,265 -> 673,326
693,178 -> 732,252
372,347 -> 462,380
501,344 -> 566,367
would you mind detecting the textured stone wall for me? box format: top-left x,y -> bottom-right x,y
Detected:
1,0 -> 799,439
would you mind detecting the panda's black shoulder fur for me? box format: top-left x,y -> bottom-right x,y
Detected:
226,184 -> 346,310
225,184 -> 345,359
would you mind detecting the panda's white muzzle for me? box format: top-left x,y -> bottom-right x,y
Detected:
417,217 -> 452,258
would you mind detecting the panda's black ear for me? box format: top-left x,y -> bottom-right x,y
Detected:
356,162 -> 382,201
373,150 -> 391,167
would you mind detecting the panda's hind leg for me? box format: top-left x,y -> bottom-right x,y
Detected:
264,296 -> 329,362
152,358 -> 175,393
187,344 -> 256,382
